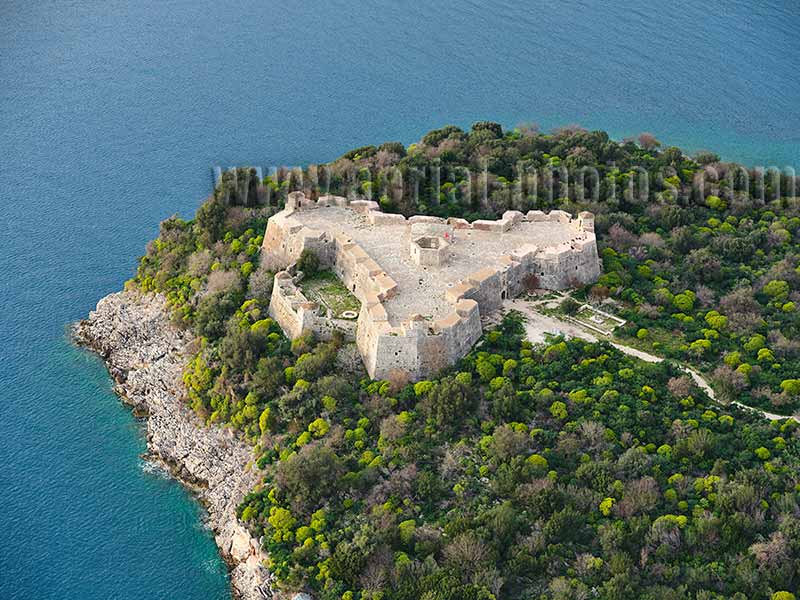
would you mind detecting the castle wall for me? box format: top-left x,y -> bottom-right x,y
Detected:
444,220 -> 600,318
312,315 -> 357,340
462,267 -> 504,313
356,298 -> 482,380
427,299 -> 482,374
261,194 -> 338,270
534,236 -> 601,289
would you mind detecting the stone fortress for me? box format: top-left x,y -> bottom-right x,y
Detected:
261,191 -> 601,381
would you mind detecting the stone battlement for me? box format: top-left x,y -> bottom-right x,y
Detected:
262,192 -> 601,380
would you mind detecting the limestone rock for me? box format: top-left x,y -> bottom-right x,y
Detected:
73,291 -> 274,599
230,525 -> 255,562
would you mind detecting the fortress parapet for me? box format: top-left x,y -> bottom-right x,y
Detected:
262,192 -> 601,380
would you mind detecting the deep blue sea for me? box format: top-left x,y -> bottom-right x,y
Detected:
1,1 -> 798,598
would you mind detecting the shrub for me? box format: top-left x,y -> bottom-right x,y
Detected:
599,497 -> 614,516
297,249 -> 320,276
414,380 -> 434,397
763,279 -> 789,301
561,297 -> 580,315
706,195 -> 727,211
527,453 -> 548,472
398,519 -> 416,545
308,417 -> 330,438
549,400 -> 568,420
258,407 -> 275,434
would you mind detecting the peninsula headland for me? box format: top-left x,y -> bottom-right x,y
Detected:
78,122 -> 800,600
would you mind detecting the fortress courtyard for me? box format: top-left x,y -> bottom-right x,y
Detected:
283,204 -> 587,324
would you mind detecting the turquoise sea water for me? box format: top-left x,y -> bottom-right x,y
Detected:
1,1 -> 798,598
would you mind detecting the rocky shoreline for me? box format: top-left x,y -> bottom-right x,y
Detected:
73,291 -> 274,599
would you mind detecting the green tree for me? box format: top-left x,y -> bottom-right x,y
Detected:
763,279 -> 789,301
419,376 -> 474,433
297,249 -> 320,276
276,444 -> 344,514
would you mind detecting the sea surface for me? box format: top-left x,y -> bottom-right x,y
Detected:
1,1 -> 798,598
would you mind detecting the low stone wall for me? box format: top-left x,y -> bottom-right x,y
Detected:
262,192 -> 601,380
268,272 -> 318,340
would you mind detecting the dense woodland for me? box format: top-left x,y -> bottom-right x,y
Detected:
133,123 -> 800,599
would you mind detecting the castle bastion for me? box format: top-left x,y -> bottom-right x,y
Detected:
261,192 -> 601,381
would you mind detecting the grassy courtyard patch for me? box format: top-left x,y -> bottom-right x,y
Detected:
299,270 -> 360,318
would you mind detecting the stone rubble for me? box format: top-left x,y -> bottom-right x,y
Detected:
73,291 -> 276,599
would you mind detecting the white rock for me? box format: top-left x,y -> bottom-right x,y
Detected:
230,526 -> 254,562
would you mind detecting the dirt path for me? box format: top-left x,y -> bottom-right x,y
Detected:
506,299 -> 798,423
504,298 -> 599,344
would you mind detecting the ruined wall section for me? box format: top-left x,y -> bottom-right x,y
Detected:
268,271 -> 358,342
268,272 -> 319,340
